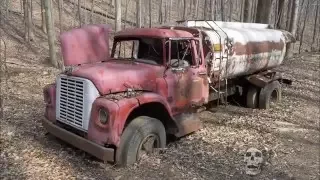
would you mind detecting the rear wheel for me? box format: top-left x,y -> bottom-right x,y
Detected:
246,86 -> 260,108
259,81 -> 282,109
115,116 -> 166,166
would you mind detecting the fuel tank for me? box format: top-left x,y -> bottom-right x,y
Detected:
178,21 -> 295,81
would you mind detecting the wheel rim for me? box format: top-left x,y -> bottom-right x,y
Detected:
270,89 -> 279,106
137,134 -> 160,160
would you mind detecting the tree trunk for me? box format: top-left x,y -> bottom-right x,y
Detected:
159,0 -> 163,24
243,0 -> 251,22
23,0 -> 34,41
124,0 -> 130,28
210,0 -> 215,20
195,0 -> 199,19
255,0 -> 272,24
220,0 -> 224,21
229,0 -> 232,21
44,0 -> 58,67
169,0 -> 172,22
78,0 -> 82,26
285,0 -> 293,30
204,0 -> 208,19
183,0 -> 187,20
276,0 -> 285,29
115,0 -> 121,32
289,0 -> 300,37
149,0 -> 152,27
311,0 -> 319,50
296,0 -> 305,40
298,0 -> 310,53
90,0 -> 94,23
41,0 -> 46,33
136,0 -> 141,27
58,0 -> 63,33
83,0 -> 87,24
164,0 -> 168,23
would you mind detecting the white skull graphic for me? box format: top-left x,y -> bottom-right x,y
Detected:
244,148 -> 264,176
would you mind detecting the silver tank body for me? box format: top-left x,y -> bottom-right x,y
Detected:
179,21 -> 295,81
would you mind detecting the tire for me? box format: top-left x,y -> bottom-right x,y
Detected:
246,86 -> 260,108
115,116 -> 166,166
259,81 -> 282,109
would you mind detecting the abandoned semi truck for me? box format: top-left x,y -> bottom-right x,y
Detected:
42,20 -> 295,166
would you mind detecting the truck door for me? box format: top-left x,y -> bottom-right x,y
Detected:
164,39 -> 209,115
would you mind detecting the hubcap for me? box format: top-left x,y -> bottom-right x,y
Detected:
137,134 -> 160,160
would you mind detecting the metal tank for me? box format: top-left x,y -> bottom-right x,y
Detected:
177,20 -> 295,81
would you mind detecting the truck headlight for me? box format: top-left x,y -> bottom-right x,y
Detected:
99,108 -> 109,124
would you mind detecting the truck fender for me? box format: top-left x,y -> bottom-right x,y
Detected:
120,92 -> 176,135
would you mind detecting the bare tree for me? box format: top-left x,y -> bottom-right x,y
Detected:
78,0 -> 82,26
136,0 -> 141,27
276,0 -> 285,28
149,0 -> 152,27
195,0 -> 199,19
58,0 -> 63,33
298,0 -> 311,53
115,0 -> 121,32
40,0 -> 46,33
311,0 -> 319,50
90,0 -> 94,23
289,0 -> 300,37
124,0 -> 131,28
159,0 -> 163,24
255,0 -> 272,23
243,0 -> 252,22
229,0 -> 233,21
44,0 -> 58,67
210,0 -> 216,20
285,0 -> 293,30
168,0 -> 172,22
23,0 -> 34,41
204,0 -> 208,19
183,0 -> 188,20
220,0 -> 224,21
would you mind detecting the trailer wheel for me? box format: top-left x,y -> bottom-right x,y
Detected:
115,116 -> 166,166
259,81 -> 282,109
246,86 -> 260,108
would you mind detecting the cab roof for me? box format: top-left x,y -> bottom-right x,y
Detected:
114,27 -> 194,39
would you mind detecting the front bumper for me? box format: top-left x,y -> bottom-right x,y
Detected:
42,118 -> 115,162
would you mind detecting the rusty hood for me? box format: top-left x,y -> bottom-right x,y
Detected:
60,24 -> 111,66
69,61 -> 164,95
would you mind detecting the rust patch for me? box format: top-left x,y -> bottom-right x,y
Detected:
104,91 -> 143,101
233,41 -> 285,56
174,113 -> 202,137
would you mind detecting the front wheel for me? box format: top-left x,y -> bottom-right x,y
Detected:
115,116 -> 166,166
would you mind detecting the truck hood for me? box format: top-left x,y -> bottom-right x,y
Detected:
70,61 -> 164,95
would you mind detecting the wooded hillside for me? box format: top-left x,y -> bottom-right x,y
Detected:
0,0 -> 319,68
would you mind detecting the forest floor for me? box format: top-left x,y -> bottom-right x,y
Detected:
0,2 -> 320,180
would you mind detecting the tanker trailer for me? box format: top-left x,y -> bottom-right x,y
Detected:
176,20 -> 295,109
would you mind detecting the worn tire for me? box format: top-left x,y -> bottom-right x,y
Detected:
259,81 -> 282,109
115,116 -> 166,166
246,86 -> 260,108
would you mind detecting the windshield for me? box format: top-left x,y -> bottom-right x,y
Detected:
111,37 -> 163,65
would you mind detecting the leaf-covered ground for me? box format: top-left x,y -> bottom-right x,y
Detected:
0,3 -> 319,179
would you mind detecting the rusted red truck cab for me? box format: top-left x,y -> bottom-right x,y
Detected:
43,24 -> 208,165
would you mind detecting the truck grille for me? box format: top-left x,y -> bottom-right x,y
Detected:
56,75 -> 100,131
59,77 -> 84,127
